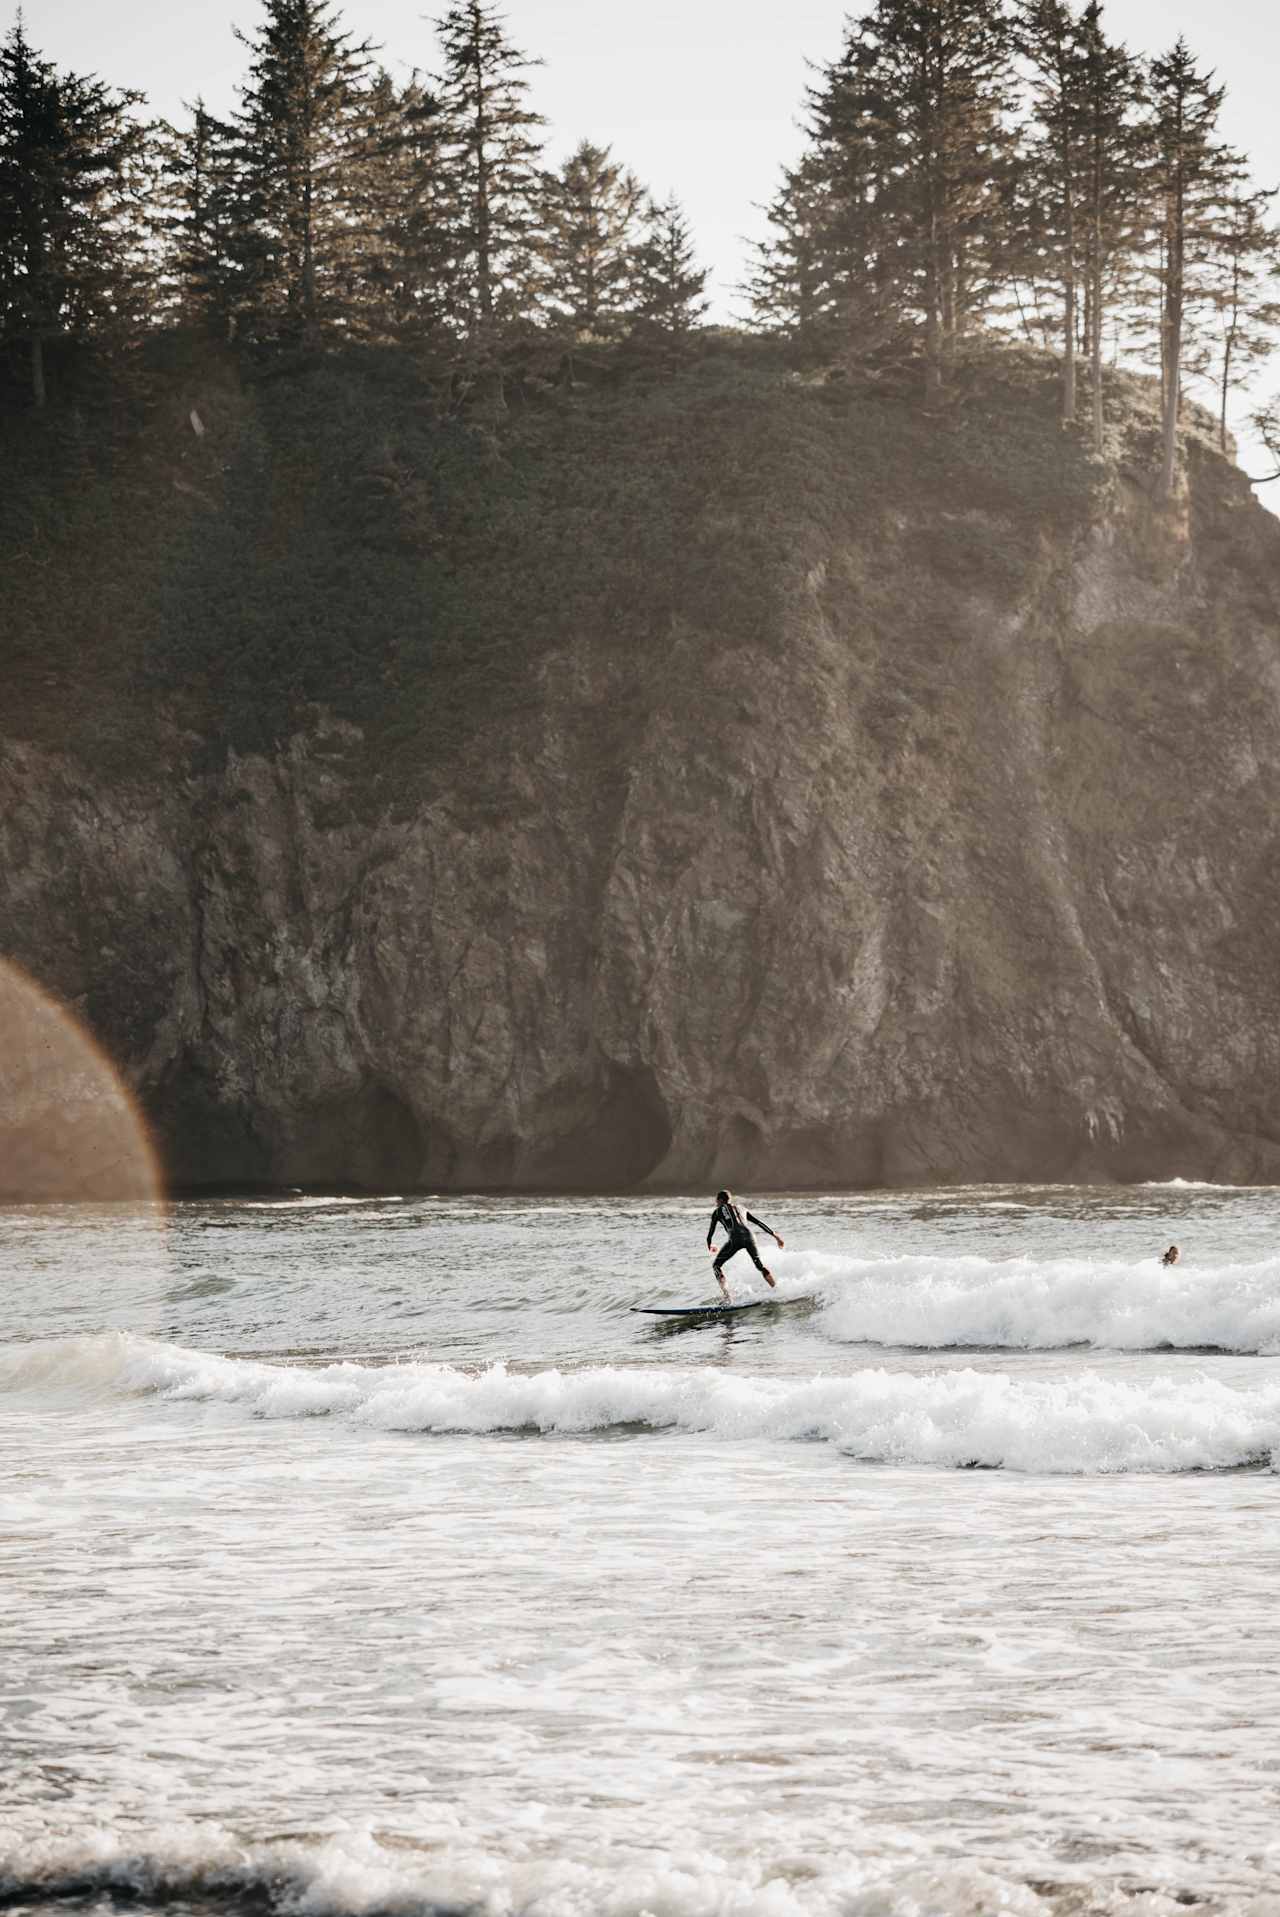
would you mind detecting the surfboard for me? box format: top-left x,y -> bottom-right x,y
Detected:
630,1300 -> 775,1317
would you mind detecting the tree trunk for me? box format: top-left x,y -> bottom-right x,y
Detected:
1160,309 -> 1181,498
1060,99 -> 1077,424
1088,125 -> 1105,454
925,202 -> 944,405
31,335 -> 46,410
1159,172 -> 1184,501
1088,248 -> 1104,454
302,172 -> 316,343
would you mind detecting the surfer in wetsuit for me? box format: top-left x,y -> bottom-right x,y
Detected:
706,1190 -> 784,1301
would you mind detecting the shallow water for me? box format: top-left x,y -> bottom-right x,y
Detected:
2,1186 -> 1279,1916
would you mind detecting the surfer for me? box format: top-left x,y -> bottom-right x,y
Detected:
707,1190 -> 784,1300
1161,1244 -> 1180,1267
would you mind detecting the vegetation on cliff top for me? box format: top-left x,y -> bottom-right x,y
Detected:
2,0 -> 1278,498
4,332 -> 1241,810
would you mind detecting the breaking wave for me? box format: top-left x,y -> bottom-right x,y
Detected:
0,1821 -> 1206,1917
782,1249 -> 1280,1353
4,1332 -> 1279,1474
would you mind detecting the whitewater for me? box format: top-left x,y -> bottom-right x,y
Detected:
3,1185 -> 1280,1917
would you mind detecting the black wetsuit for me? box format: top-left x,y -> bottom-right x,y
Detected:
707,1199 -> 775,1275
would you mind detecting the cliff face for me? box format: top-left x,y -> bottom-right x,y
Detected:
4,348 -> 1280,1190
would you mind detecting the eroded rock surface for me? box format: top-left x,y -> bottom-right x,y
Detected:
4,357 -> 1280,1189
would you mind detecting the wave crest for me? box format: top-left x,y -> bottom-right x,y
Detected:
785,1251 -> 1280,1353
0,1820 -> 1109,1917
5,1333 -> 1279,1475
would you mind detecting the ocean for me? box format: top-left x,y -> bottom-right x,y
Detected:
2,1184 -> 1279,1917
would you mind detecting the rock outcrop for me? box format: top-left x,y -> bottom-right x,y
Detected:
4,348 -> 1280,1189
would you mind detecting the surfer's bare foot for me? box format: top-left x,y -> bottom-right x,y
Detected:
764,1270 -> 776,1288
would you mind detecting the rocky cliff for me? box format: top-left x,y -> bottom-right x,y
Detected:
4,344 -> 1280,1190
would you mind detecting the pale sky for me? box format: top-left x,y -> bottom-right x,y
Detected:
26,0 -> 1280,482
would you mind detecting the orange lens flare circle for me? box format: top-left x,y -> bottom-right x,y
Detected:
0,960 -> 162,1204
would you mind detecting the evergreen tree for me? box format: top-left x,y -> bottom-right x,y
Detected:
543,140 -> 644,341
1016,0 -> 1087,420
1076,3 -> 1145,452
434,0 -> 546,349
746,160 -> 831,344
1195,183 -> 1280,453
1146,38 -> 1235,497
798,23 -> 902,358
232,0 -> 376,346
629,193 -> 708,339
339,70 -> 455,349
153,99 -> 241,338
0,20 -> 151,406
851,0 -> 1018,402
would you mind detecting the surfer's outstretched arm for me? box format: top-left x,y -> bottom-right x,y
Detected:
746,1211 -> 784,1249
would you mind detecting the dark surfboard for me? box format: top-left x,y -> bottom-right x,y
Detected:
630,1300 -> 775,1318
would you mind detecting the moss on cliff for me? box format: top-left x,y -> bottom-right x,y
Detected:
2,337 -> 1106,799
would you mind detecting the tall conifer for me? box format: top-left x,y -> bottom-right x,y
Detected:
232,0 -> 375,346
543,140 -> 645,341
801,25 -> 901,358
1076,4 -> 1144,451
629,194 -> 708,339
1146,38 -> 1234,497
338,70 -> 455,350
0,20 -> 151,405
747,159 -> 832,344
853,0 -> 1017,401
153,100 -> 241,337
1198,187 -> 1280,453
434,0 -> 546,349
1016,0 -> 1086,420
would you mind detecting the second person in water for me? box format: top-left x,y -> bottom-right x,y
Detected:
706,1189 -> 785,1301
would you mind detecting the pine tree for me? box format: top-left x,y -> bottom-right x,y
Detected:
1016,0 -> 1087,420
1015,2 -> 1145,444
434,0 -> 546,351
629,193 -> 708,340
799,23 -> 902,358
1146,38 -> 1235,498
231,0 -> 376,346
542,140 -> 644,342
746,159 -> 831,344
1196,183 -> 1280,453
336,70 -> 455,350
1076,3 -> 1145,452
153,99 -> 241,338
0,20 -> 151,406
749,18 -> 925,364
858,0 -> 1018,403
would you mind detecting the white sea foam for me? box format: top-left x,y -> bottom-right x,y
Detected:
777,1249 -> 1280,1353
0,1819 -> 1187,1917
239,1195 -> 405,1209
5,1332 -> 1279,1474
1138,1178 -> 1244,1190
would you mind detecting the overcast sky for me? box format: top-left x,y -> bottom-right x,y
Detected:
26,0 -> 1280,484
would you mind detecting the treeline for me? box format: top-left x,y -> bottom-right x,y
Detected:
3,0 -> 1279,497
749,0 -> 1280,493
0,0 -> 708,409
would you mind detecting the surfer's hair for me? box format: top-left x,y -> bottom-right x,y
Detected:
716,1190 -> 731,1205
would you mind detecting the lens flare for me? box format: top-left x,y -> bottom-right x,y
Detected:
0,960 -> 162,1203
